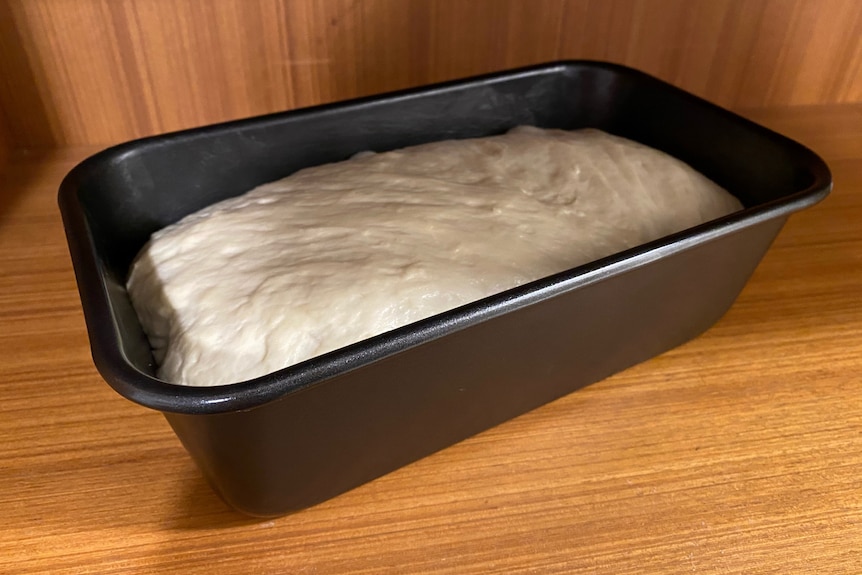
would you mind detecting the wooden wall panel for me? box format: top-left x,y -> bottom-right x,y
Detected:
0,0 -> 861,148
0,110 -> 8,169
0,1 -> 20,165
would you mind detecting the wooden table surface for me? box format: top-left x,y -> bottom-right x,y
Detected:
1,105 -> 860,574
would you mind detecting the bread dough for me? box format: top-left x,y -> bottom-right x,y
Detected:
127,127 -> 742,386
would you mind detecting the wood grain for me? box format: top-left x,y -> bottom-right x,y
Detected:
1,0 -> 862,148
0,0 -> 9,171
0,105 -> 861,574
0,112 -> 8,169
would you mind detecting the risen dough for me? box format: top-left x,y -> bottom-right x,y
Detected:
127,127 -> 742,386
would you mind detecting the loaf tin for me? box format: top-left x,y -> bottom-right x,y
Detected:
59,61 -> 831,516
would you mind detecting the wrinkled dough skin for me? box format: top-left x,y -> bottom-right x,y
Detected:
127,127 -> 742,386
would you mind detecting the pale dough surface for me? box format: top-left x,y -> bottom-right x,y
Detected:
127,127 -> 742,386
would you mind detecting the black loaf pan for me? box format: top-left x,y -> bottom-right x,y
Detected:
59,61 -> 831,516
